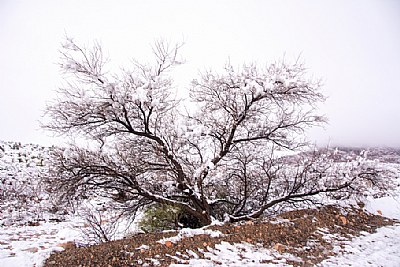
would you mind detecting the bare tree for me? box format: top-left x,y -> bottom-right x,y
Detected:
43,38 -> 390,227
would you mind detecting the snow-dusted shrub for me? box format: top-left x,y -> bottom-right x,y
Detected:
43,38 -> 395,227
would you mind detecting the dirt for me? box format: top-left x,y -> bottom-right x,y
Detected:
44,205 -> 398,267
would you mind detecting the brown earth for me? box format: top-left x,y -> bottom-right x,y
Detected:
44,205 -> 398,267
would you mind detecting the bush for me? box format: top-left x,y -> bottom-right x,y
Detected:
139,204 -> 203,232
139,204 -> 180,232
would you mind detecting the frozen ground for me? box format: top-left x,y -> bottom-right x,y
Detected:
319,224 -> 400,267
317,194 -> 400,267
0,220 -> 83,267
1,142 -> 399,266
169,193 -> 400,267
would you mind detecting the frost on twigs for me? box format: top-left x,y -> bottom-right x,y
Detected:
43,37 -> 394,228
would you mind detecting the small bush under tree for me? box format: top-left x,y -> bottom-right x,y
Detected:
139,203 -> 204,232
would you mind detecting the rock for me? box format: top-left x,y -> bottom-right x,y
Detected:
57,242 -> 75,250
165,240 -> 173,248
23,247 -> 39,253
339,216 -> 348,225
273,243 -> 285,253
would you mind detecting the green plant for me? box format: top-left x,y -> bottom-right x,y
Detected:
139,204 -> 204,232
139,204 -> 180,232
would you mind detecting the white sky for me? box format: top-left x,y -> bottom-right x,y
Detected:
0,0 -> 399,147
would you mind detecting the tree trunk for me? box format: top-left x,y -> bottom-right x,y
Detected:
181,205 -> 212,227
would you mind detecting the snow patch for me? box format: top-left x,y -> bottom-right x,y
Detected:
171,241 -> 300,266
158,228 -> 223,244
320,224 -> 400,267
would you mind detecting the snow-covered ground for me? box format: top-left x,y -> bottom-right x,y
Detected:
319,224 -> 400,267
170,241 -> 303,267
317,193 -> 400,267
1,142 -> 399,266
170,192 -> 400,267
0,220 -> 82,267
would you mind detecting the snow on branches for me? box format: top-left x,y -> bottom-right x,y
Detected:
43,38 -> 393,227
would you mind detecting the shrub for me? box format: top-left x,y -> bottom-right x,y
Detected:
138,204 -> 203,232
139,204 -> 181,232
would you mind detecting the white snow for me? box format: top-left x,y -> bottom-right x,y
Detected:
170,241 -> 300,267
316,173 -> 400,267
319,225 -> 400,266
0,221 -> 82,267
365,195 -> 400,220
158,228 -> 222,244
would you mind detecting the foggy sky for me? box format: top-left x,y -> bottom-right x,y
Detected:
1,0 -> 400,147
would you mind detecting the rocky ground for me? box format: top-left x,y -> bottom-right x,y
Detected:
44,205 -> 398,267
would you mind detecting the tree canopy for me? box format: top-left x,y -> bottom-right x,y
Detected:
44,38 -> 388,227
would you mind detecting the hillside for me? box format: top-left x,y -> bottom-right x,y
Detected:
1,141 -> 55,226
44,205 -> 398,266
0,141 -> 400,266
